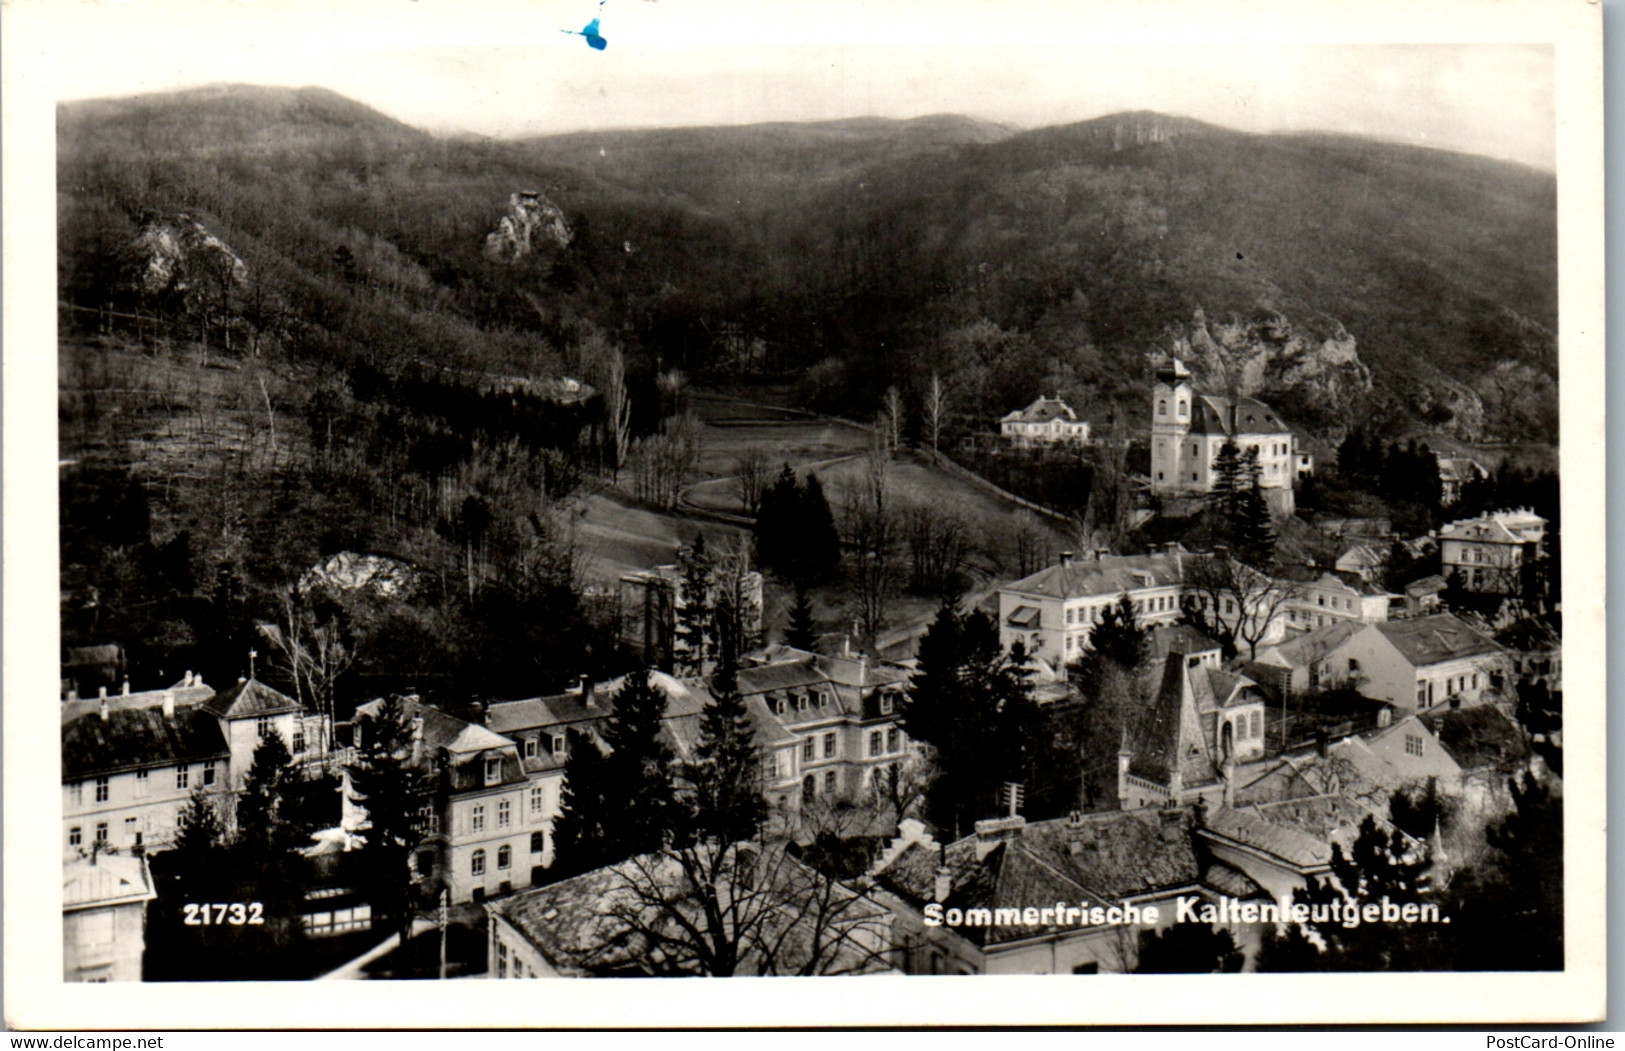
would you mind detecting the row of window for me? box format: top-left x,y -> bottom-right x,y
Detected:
520,735 -> 569,762
495,939 -> 538,978
70,762 -> 218,807
1415,672 -> 1479,708
468,788 -> 549,833
69,812 -> 169,851
468,832 -> 549,877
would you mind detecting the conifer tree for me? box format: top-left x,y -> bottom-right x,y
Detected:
1089,593 -> 1146,671
600,668 -> 678,857
674,534 -> 714,675
785,583 -> 817,650
236,729 -> 299,857
549,727 -> 615,878
681,596 -> 766,846
1234,448 -> 1277,567
796,473 -> 842,584
753,464 -> 800,576
348,694 -> 427,947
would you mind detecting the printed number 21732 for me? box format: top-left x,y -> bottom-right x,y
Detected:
183,902 -> 264,926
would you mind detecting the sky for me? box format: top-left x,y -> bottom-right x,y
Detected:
30,0 -> 1563,169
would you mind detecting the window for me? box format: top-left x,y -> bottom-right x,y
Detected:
94,777 -> 109,803
498,800 -> 511,828
525,737 -> 538,759
1405,734 -> 1424,757
485,758 -> 502,786
497,941 -> 508,978
1066,609 -> 1075,624
530,786 -> 545,815
1417,683 -> 1428,707
551,733 -> 567,757
257,716 -> 272,739
775,698 -> 788,716
1250,712 -> 1261,739
797,693 -> 810,712
125,817 -> 139,846
824,770 -> 837,795
762,755 -> 779,780
802,775 -> 816,801
802,738 -> 816,762
416,850 -> 435,875
1177,399 -> 1187,417
880,695 -> 894,715
203,760 -> 217,787
69,827 -> 82,848
1073,962 -> 1100,974
1158,400 -> 1167,416
887,727 -> 900,752
498,845 -> 512,870
471,806 -> 486,833
530,832 -> 546,854
95,822 -> 108,845
1472,673 -> 1479,690
1348,658 -> 1360,675
292,729 -> 305,754
134,770 -> 150,798
823,732 -> 837,759
869,731 -> 883,757
71,782 -> 84,807
176,764 -> 190,791
471,850 -> 486,876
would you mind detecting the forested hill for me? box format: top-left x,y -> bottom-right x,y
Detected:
58,87 -> 1557,444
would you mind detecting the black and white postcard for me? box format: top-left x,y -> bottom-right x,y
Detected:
3,0 -> 1605,1028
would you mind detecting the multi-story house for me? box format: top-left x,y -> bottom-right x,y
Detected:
1322,613 -> 1510,713
62,682 -> 230,857
999,395 -> 1090,447
63,851 -> 157,982
62,676 -> 329,857
1149,357 -> 1299,515
1438,457 -> 1489,507
346,696 -> 536,905
1439,508 -> 1547,595
999,548 -> 1189,668
1277,568 -> 1396,631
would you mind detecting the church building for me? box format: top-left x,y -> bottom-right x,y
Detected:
1149,357 -> 1298,516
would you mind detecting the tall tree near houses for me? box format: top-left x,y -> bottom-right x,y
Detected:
680,593 -> 766,848
599,668 -> 680,859
549,727 -> 616,879
1208,438 -> 1247,541
348,694 -> 428,949
673,534 -> 714,675
797,474 -> 842,585
753,464 -> 800,577
785,583 -> 817,651
900,596 -> 964,764
235,729 -> 300,858
1070,595 -> 1148,809
924,373 -> 948,455
1089,593 -> 1147,671
1235,450 -> 1277,567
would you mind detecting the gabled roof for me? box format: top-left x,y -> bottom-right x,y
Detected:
1372,614 -> 1504,668
1001,396 -> 1082,425
1005,550 -> 1186,602
1202,807 -> 1334,870
201,678 -> 304,720
1187,394 -> 1288,437
64,853 -> 156,911
1437,458 -> 1488,484
1439,509 -> 1547,545
1126,654 -> 1218,788
1260,621 -> 1364,668
63,704 -> 229,780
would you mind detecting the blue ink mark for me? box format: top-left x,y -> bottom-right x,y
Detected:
562,2 -> 609,49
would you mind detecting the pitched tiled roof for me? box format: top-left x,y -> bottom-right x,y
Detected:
63,853 -> 156,911
1417,705 -> 1528,772
1187,394 -> 1288,437
1439,510 -> 1546,546
1126,654 -> 1218,787
61,682 -> 215,725
1263,621 -> 1364,668
201,678 -> 303,720
875,810 -> 1203,946
62,704 -> 229,780
1001,397 -> 1081,424
1005,550 -> 1186,601
1374,614 -> 1504,668
1202,807 -> 1334,870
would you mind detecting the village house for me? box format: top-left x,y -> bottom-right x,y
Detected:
486,843 -> 895,977
63,850 -> 157,982
63,677 -> 230,857
1322,613 -> 1509,713
1418,702 -> 1532,820
1438,457 -> 1489,507
1334,544 -> 1388,583
1438,508 -> 1547,595
345,696 -> 535,906
1117,652 -> 1272,812
617,557 -> 764,672
1149,357 -> 1300,515
867,809 -> 1213,974
202,677 -> 331,790
1276,567 -> 1396,632
1243,621 -> 1366,702
998,548 -> 1190,667
999,395 -> 1091,447
1402,574 -> 1449,618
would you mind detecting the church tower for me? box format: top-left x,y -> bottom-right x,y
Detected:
1150,357 -> 1193,495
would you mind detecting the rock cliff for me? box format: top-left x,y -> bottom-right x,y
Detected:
484,190 -> 573,263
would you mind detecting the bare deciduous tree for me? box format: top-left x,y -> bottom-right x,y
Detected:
882,387 -> 904,454
1183,553 -> 1303,660
924,373 -> 948,455
733,445 -> 773,517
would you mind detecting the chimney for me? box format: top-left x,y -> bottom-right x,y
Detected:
99,696 -> 109,722
1314,727 -> 1329,758
66,687 -> 79,703
238,676 -> 247,685
1060,551 -> 1074,569
184,670 -> 195,687
933,865 -> 953,904
161,691 -> 175,718
98,685 -> 108,701
121,680 -> 130,697
1449,694 -> 1461,710
579,676 -> 597,708
858,653 -> 868,687
972,815 -> 1026,860
1159,808 -> 1185,843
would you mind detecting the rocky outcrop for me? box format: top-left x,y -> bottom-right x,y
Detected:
132,214 -> 248,295
1162,308 -> 1372,432
483,190 -> 572,263
297,551 -> 417,599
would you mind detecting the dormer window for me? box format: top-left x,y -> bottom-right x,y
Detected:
775,697 -> 788,717
880,694 -> 894,715
551,733 -> 567,757
484,758 -> 502,785
819,690 -> 831,709
524,737 -> 538,759
797,693 -> 809,712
